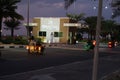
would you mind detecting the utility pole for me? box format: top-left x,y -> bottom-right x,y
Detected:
27,0 -> 30,39
92,0 -> 103,80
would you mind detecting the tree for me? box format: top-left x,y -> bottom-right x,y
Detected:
64,0 -> 96,11
64,0 -> 76,10
66,13 -> 85,42
4,19 -> 21,38
114,24 -> 120,41
101,20 -> 117,41
64,0 -> 100,40
0,0 -> 24,40
84,16 -> 98,40
66,13 -> 85,22
111,0 -> 120,18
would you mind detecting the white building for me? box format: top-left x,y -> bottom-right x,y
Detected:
32,17 -> 88,43
32,17 -> 70,43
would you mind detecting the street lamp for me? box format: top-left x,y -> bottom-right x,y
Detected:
93,6 -> 108,10
27,0 -> 30,39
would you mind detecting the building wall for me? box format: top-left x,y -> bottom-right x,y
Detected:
32,17 -> 69,43
33,18 -> 41,38
40,17 -> 60,43
60,18 -> 69,43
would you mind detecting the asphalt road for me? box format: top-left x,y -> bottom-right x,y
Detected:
0,47 -> 120,77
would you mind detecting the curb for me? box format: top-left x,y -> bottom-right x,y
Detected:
0,45 -> 25,49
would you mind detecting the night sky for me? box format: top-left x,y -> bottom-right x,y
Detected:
18,0 -> 113,19
2,0 -> 115,36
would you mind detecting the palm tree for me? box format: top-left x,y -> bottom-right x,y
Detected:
111,0 -> 120,42
0,0 -> 24,40
66,13 -> 85,22
66,13 -> 85,42
64,0 -> 76,10
111,0 -> 120,18
84,16 -> 99,40
114,24 -> 120,41
4,19 -> 21,38
101,20 -> 116,40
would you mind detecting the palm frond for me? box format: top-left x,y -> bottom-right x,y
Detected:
111,0 -> 120,18
64,0 -> 76,10
4,19 -> 21,29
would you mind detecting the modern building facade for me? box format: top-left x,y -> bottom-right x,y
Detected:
32,17 -> 71,43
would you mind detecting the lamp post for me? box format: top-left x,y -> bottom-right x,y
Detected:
92,0 -> 103,80
27,0 -> 30,39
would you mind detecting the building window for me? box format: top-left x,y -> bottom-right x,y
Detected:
54,32 -> 63,37
39,31 -> 46,37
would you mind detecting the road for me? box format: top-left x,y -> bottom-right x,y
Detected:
0,47 -> 120,78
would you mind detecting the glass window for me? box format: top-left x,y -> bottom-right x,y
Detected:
54,32 -> 63,37
39,31 -> 46,37
54,32 -> 58,37
59,32 -> 63,37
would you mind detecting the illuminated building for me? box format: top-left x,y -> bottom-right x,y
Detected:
32,17 -> 87,43
32,17 -> 70,43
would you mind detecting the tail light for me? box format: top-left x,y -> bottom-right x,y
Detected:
108,44 -> 112,48
108,41 -> 112,48
93,40 -> 96,46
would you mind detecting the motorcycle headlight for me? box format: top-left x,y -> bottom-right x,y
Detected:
26,46 -> 29,49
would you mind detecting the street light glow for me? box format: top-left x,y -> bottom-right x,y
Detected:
93,6 -> 108,10
93,6 -> 97,10
105,6 -> 108,9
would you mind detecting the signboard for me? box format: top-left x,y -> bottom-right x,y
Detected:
64,23 -> 89,28
64,23 -> 81,27
23,23 -> 38,26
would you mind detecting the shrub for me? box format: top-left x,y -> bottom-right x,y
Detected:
1,36 -> 28,45
1,36 -> 14,44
